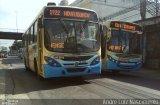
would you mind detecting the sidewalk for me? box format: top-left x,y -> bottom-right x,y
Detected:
0,59 -> 6,99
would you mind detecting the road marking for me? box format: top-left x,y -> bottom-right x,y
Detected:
97,78 -> 160,96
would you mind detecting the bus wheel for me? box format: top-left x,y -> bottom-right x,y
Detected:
24,59 -> 29,71
25,66 -> 30,71
34,59 -> 39,75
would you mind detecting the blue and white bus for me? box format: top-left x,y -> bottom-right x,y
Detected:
101,21 -> 143,73
22,3 -> 101,78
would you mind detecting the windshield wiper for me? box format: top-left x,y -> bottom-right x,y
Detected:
123,46 -> 129,53
82,20 -> 89,30
59,19 -> 69,35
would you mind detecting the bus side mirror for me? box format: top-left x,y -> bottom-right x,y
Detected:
100,25 -> 107,37
103,26 -> 108,35
100,25 -> 108,59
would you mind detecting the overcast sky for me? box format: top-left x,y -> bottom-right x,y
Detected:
0,0 -> 75,48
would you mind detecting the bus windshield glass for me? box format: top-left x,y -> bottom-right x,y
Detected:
44,19 -> 99,53
107,29 -> 141,54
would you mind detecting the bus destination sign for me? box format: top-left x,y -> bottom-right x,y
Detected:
110,21 -> 142,31
44,7 -> 98,21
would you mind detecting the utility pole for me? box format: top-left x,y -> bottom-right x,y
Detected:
155,0 -> 159,16
15,11 -> 18,33
59,0 -> 68,6
140,0 -> 146,20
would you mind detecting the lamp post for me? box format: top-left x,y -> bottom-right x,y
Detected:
15,11 -> 18,33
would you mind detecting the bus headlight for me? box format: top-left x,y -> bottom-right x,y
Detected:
44,56 -> 61,67
136,61 -> 142,64
90,56 -> 100,65
107,55 -> 118,63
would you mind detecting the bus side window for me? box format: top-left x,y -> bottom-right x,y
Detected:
30,25 -> 34,44
34,20 -> 38,43
28,28 -> 31,45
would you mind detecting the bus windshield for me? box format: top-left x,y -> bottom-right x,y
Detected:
44,19 -> 99,53
107,29 -> 141,54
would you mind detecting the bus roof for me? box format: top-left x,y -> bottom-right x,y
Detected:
22,5 -> 98,36
46,5 -> 97,13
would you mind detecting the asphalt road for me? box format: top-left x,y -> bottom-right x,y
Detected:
0,56 -> 160,105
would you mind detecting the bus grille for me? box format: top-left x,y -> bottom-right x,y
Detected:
63,62 -> 88,66
62,55 -> 93,61
118,63 -> 137,69
66,68 -> 86,73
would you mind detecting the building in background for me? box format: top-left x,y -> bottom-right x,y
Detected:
71,0 -> 160,69
59,0 -> 69,6
70,0 -> 155,22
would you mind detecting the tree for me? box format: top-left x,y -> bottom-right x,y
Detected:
10,40 -> 22,50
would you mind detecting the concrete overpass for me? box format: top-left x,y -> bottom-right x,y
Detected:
0,31 -> 23,40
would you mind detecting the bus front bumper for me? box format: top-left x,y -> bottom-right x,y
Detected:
43,63 -> 101,78
106,61 -> 142,72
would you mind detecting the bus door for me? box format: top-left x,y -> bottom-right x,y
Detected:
37,18 -> 43,75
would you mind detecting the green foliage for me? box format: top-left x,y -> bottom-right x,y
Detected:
10,40 -> 22,50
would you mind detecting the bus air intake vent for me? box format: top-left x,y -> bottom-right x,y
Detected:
66,68 -> 86,73
62,55 -> 93,61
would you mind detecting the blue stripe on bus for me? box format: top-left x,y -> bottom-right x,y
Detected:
43,62 -> 101,78
106,60 -> 142,71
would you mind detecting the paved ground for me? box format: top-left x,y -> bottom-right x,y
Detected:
0,56 -> 160,105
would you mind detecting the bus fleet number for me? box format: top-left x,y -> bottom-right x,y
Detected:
50,10 -> 61,16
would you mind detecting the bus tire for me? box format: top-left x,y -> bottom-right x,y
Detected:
34,59 -> 38,75
24,58 -> 29,71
